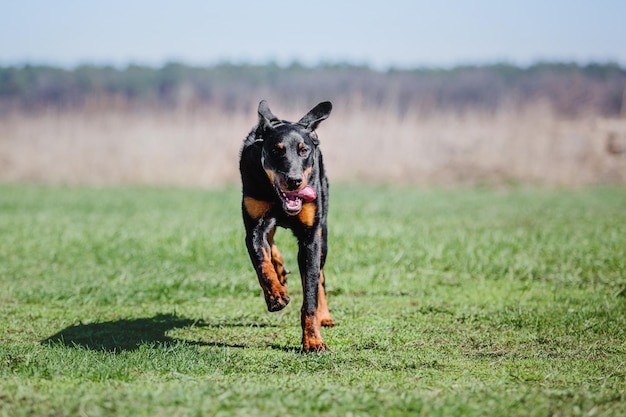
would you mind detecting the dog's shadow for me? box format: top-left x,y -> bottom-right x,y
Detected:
41,313 -> 293,352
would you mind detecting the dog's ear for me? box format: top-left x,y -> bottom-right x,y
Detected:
297,101 -> 332,131
258,100 -> 280,130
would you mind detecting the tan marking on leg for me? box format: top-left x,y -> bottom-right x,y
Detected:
259,246 -> 290,312
317,270 -> 335,327
300,254 -> 331,351
301,311 -> 328,352
268,228 -> 289,285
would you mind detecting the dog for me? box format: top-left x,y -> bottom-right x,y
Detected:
240,100 -> 335,352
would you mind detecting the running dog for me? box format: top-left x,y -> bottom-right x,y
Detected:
239,100 -> 334,352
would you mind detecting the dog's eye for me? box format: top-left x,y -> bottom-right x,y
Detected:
271,145 -> 285,156
299,146 -> 310,157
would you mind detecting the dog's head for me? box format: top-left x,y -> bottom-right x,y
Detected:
256,100 -> 332,215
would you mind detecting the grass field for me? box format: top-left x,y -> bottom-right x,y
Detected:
1,184 -> 625,416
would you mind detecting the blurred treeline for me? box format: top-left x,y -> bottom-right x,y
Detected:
1,61 -> 625,116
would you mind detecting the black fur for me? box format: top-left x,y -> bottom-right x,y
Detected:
240,100 -> 334,352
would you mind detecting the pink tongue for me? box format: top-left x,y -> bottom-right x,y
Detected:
286,185 -> 316,202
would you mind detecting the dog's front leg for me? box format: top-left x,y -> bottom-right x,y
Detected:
298,231 -> 328,352
245,218 -> 290,312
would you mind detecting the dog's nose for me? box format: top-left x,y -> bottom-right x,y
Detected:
286,176 -> 303,190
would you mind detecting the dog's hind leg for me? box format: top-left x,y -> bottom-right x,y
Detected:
317,270 -> 335,327
317,223 -> 334,327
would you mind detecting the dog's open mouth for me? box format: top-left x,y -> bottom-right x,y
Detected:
276,185 -> 316,215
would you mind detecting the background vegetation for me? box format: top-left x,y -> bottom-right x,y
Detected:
2,62 -> 626,187
1,62 -> 625,116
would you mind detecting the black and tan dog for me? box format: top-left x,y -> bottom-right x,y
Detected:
240,100 -> 334,352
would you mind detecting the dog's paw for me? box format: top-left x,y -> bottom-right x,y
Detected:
320,317 -> 335,328
302,340 -> 329,353
266,294 -> 290,312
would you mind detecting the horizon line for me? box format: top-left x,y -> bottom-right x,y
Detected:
1,57 -> 626,72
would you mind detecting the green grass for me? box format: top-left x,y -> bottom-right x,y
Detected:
1,183 -> 625,416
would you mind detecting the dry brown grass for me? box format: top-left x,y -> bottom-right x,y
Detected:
1,103 -> 625,187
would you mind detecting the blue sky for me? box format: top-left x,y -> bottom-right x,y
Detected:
2,0 -> 625,69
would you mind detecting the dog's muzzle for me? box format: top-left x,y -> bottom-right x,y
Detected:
276,185 -> 316,215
